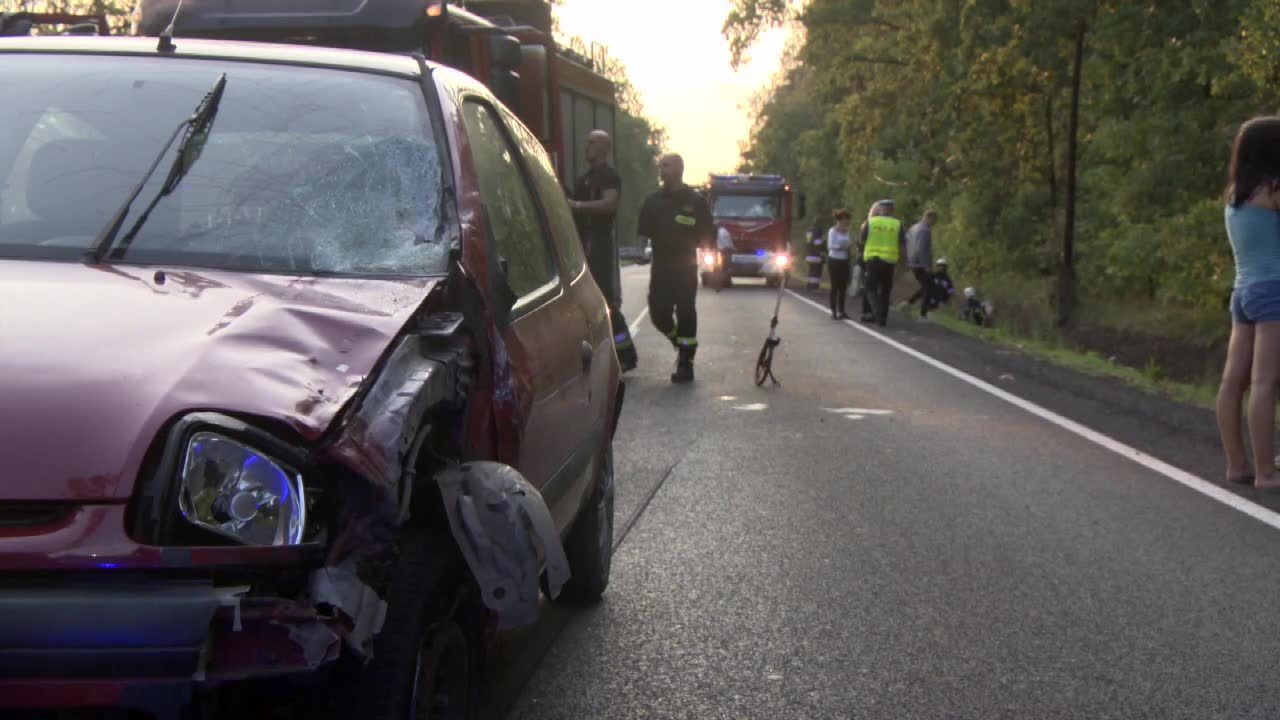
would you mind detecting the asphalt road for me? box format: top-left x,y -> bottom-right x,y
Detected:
485,266 -> 1280,720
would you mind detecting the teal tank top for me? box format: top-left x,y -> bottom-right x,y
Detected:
1225,204 -> 1280,289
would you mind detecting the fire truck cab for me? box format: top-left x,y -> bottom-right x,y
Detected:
133,0 -> 616,188
0,11 -> 110,36
705,173 -> 804,288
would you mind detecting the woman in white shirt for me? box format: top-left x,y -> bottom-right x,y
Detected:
826,209 -> 854,318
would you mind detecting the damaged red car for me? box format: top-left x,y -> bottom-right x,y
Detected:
0,34 -> 621,719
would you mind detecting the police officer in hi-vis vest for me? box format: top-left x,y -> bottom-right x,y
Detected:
637,153 -> 714,383
857,199 -> 907,327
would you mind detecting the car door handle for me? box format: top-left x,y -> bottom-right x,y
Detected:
580,340 -> 593,373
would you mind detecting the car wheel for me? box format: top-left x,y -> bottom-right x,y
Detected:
765,276 -> 781,289
557,443 -> 615,602
342,526 -> 483,720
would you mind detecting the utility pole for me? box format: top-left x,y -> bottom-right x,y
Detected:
1059,21 -> 1085,327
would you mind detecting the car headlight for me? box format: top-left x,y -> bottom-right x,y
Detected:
178,432 -> 306,546
773,253 -> 791,269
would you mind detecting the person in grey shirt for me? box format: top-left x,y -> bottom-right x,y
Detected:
906,209 -> 939,319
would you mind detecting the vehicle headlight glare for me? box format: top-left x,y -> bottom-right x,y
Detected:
178,433 -> 306,546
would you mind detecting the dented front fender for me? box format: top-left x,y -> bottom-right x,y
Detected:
436,462 -> 569,630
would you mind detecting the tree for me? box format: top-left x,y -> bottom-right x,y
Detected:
731,0 -> 1280,335
557,32 -> 666,249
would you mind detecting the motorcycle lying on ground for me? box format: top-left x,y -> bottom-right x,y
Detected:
961,286 -> 995,327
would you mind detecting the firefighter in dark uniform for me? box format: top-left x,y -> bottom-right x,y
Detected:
569,130 -> 637,371
805,217 -> 828,290
637,153 -> 714,383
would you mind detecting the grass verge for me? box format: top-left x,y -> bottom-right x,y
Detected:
927,310 -> 1219,410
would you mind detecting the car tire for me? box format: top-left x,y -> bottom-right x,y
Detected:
557,444 -> 615,603
765,276 -> 781,289
337,526 -> 484,720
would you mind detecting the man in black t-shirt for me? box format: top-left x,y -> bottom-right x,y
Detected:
570,130 -> 637,371
637,153 -> 714,383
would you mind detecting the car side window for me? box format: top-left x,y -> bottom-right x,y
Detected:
502,109 -> 586,279
460,100 -> 557,299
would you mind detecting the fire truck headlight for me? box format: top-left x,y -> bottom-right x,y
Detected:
701,251 -> 717,269
774,253 -> 791,270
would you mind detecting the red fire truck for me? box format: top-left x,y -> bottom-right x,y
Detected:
133,0 -> 616,187
702,173 -> 805,288
0,11 -> 110,36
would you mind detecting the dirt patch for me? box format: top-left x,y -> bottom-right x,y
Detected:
1062,324 -> 1225,384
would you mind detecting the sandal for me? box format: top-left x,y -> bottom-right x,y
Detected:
1228,474 -> 1255,485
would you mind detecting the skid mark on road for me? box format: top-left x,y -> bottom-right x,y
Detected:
614,457 -> 681,552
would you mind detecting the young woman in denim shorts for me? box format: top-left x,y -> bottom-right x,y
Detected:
1218,116 -> 1280,489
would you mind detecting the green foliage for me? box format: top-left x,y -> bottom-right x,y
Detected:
723,0 -> 792,68
732,0 -> 1280,332
592,54 -> 664,249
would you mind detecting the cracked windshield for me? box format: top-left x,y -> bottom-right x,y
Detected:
1,54 -> 445,274
3,1 -> 1280,719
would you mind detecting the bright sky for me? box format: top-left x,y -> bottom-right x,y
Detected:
555,0 -> 791,181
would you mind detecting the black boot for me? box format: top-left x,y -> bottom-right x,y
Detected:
617,344 -> 638,373
670,346 -> 695,383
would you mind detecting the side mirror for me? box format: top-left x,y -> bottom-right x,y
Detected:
1,16 -> 33,36
796,193 -> 807,221
489,70 -> 522,114
487,34 -> 524,114
488,34 -> 523,70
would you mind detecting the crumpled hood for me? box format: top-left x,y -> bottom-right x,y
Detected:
0,260 -> 438,501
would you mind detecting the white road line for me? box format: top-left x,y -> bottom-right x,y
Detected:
785,288 -> 1280,532
628,307 -> 650,338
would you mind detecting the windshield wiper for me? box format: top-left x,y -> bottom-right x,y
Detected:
86,73 -> 227,264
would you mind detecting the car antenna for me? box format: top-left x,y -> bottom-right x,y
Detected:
157,0 -> 184,53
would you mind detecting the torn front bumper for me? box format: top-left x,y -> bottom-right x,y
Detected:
0,580 -> 343,714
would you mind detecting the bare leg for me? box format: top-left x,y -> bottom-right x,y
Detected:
1248,322 -> 1280,487
1217,321 -> 1254,481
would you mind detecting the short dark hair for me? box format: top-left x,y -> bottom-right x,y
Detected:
832,209 -> 852,221
1226,116 -> 1280,208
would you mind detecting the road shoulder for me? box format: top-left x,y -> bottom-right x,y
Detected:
790,285 -> 1280,514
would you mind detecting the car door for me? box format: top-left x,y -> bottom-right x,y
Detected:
501,107 -> 613,527
457,97 -> 588,532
